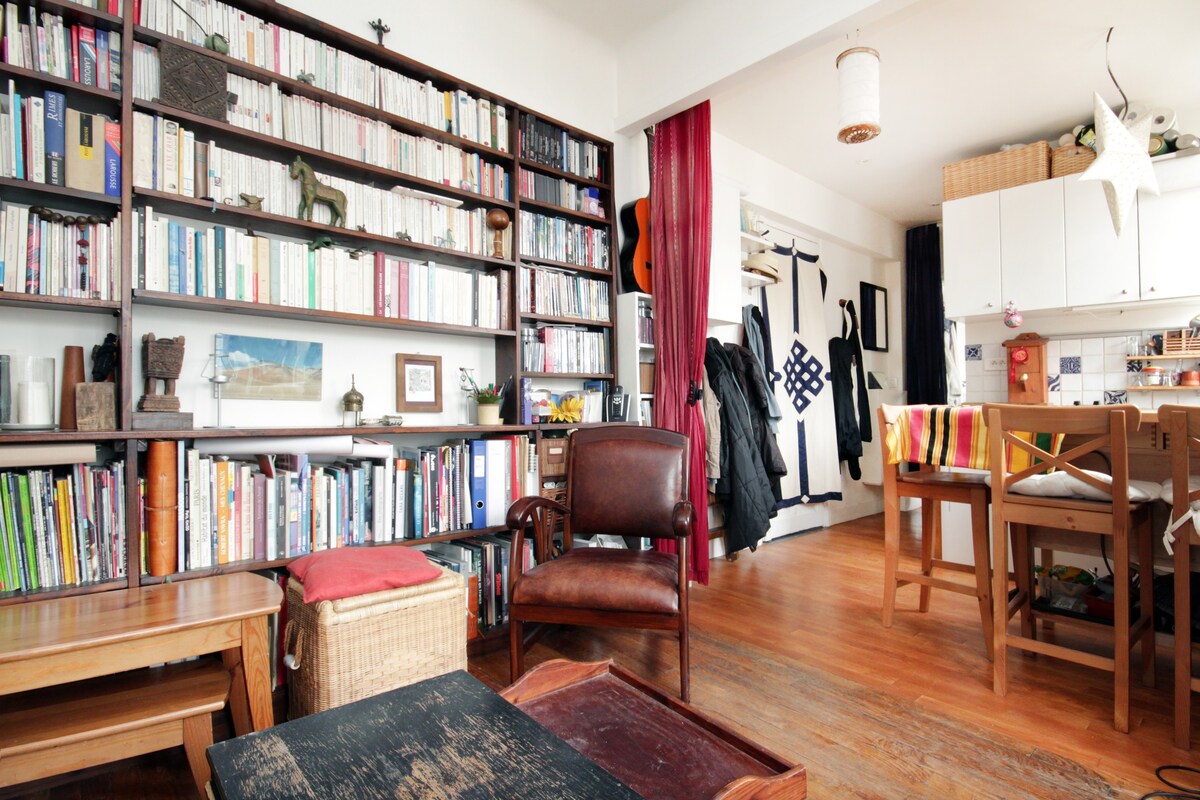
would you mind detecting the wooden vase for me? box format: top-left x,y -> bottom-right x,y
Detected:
60,346 -> 85,431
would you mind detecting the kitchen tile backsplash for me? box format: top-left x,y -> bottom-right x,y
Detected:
961,331 -> 1200,409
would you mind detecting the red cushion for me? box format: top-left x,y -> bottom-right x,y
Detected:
288,547 -> 442,603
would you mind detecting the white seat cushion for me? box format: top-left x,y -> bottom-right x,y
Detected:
1160,476 -> 1200,507
985,469 -> 1157,502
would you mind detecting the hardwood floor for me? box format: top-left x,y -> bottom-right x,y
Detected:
6,511 -> 1197,798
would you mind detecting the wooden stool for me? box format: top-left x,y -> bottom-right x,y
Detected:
879,405 -> 996,660
0,659 -> 230,799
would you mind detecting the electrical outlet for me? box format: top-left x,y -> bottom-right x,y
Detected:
985,357 -> 1007,372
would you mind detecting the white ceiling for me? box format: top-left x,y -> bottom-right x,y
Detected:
545,0 -> 1200,228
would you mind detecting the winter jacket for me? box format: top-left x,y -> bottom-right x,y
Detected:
705,338 -> 776,554
724,343 -> 788,502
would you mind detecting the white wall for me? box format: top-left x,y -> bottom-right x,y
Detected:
707,132 -> 906,537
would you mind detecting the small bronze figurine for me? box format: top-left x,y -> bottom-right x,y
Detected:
290,156 -> 347,227
239,193 -> 264,212
368,18 -> 390,46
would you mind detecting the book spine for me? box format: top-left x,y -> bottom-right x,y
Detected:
103,118 -> 120,197
42,90 -> 65,187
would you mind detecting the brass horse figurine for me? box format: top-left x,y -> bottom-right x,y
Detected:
290,156 -> 347,227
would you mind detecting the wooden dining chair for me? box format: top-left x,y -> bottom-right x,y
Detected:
878,404 -> 995,659
505,427 -> 694,702
985,403 -> 1155,734
1161,404 -> 1200,749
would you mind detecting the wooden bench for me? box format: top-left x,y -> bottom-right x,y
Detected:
0,659 -> 230,798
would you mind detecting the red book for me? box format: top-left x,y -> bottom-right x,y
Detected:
70,26 -> 79,82
373,251 -> 385,316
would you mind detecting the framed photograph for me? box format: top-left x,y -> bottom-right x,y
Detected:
859,281 -> 889,352
215,333 -> 323,401
395,354 -> 442,412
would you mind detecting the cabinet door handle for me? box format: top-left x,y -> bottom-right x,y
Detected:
986,302 -> 994,308
1121,288 -> 1129,294
1149,286 -> 1156,292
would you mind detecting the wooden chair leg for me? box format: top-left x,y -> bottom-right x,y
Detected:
182,713 -> 214,800
992,511 -> 1009,697
919,498 -> 936,613
969,493 -> 994,661
1113,522 -> 1131,734
679,624 -> 690,704
881,492 -> 901,628
1037,547 -> 1056,632
1013,524 -> 1035,642
509,617 -> 525,686
1176,530 -> 1193,750
1136,511 -> 1156,688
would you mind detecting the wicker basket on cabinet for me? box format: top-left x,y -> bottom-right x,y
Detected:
1051,144 -> 1097,177
943,141 -> 1051,201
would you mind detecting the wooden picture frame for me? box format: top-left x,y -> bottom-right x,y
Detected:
395,354 -> 442,412
859,281 -> 889,352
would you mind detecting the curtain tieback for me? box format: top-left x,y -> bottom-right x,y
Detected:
687,379 -> 703,406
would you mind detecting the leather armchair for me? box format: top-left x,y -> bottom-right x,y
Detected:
506,426 -> 695,701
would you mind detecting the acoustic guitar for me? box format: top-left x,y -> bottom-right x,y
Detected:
619,197 -> 652,295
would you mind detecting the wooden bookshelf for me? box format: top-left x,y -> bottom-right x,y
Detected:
0,0 -> 619,650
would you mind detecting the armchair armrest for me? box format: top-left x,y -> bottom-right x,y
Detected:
506,494 -> 570,532
672,501 -> 695,540
506,495 -> 572,601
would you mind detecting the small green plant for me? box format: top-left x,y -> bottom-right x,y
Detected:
459,367 -> 502,405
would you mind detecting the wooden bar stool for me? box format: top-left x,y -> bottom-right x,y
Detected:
1161,404 -> 1200,749
985,403 -> 1155,734
878,404 -> 995,659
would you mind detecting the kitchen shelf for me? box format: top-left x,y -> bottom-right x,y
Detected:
1127,385 -> 1200,392
1125,354 -> 1200,361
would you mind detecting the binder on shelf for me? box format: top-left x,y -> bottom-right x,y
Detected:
483,438 -> 507,528
469,439 -> 487,530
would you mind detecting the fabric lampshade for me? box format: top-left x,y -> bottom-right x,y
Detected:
836,46 -> 881,144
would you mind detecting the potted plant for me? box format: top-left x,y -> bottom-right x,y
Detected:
460,368 -> 503,425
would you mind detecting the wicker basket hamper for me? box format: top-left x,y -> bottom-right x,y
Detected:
286,566 -> 466,718
943,141 -> 1051,201
1051,144 -> 1096,178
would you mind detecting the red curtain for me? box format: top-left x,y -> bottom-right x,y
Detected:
650,101 -> 711,584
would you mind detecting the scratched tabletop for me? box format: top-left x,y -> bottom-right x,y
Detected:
207,670 -> 643,800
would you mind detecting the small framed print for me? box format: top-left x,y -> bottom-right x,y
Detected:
396,353 -> 442,412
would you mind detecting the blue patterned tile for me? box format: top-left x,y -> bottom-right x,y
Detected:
1104,390 -> 1128,405
1059,356 -> 1081,374
1126,359 -> 1143,372
965,344 -> 982,362
1047,374 -> 1061,392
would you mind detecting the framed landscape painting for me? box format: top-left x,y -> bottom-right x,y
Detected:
215,334 -> 323,401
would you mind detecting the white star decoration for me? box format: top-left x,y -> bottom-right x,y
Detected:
1078,93 -> 1159,236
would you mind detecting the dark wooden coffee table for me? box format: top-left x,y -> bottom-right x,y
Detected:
206,670 -> 643,799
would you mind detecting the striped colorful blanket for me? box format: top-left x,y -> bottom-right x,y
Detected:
884,405 -> 1063,472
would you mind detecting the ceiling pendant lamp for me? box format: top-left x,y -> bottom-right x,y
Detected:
836,46 -> 881,144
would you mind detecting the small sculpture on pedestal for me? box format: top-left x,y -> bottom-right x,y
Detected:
486,209 -> 510,260
139,334 -> 185,412
341,376 -> 364,427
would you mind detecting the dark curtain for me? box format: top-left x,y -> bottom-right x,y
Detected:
904,224 -> 947,405
649,101 -> 711,585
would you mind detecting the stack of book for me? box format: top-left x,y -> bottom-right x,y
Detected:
0,202 -> 122,299
518,210 -> 609,269
1,4 -> 122,91
0,83 -> 121,195
519,262 -> 610,321
518,168 -> 601,215
519,114 -> 603,181
521,325 -> 609,374
0,445 -> 126,594
137,0 -> 508,150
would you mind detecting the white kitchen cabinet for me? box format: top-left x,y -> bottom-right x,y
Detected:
707,174 -> 744,324
1064,176 -> 1139,306
1139,158 -> 1200,301
999,178 -> 1066,311
942,191 -> 1001,317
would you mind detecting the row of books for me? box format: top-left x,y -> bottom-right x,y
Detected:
131,45 -> 511,201
419,532 -> 534,635
519,113 -> 604,182
141,436 -> 538,576
518,262 -> 611,322
133,208 -> 508,328
518,168 -> 603,217
0,202 -> 122,298
1,3 -> 122,91
518,209 -> 609,270
0,456 -> 127,595
136,0 -> 509,150
635,300 -> 654,345
521,324 -> 610,374
131,113 -> 509,259
0,83 -> 121,193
